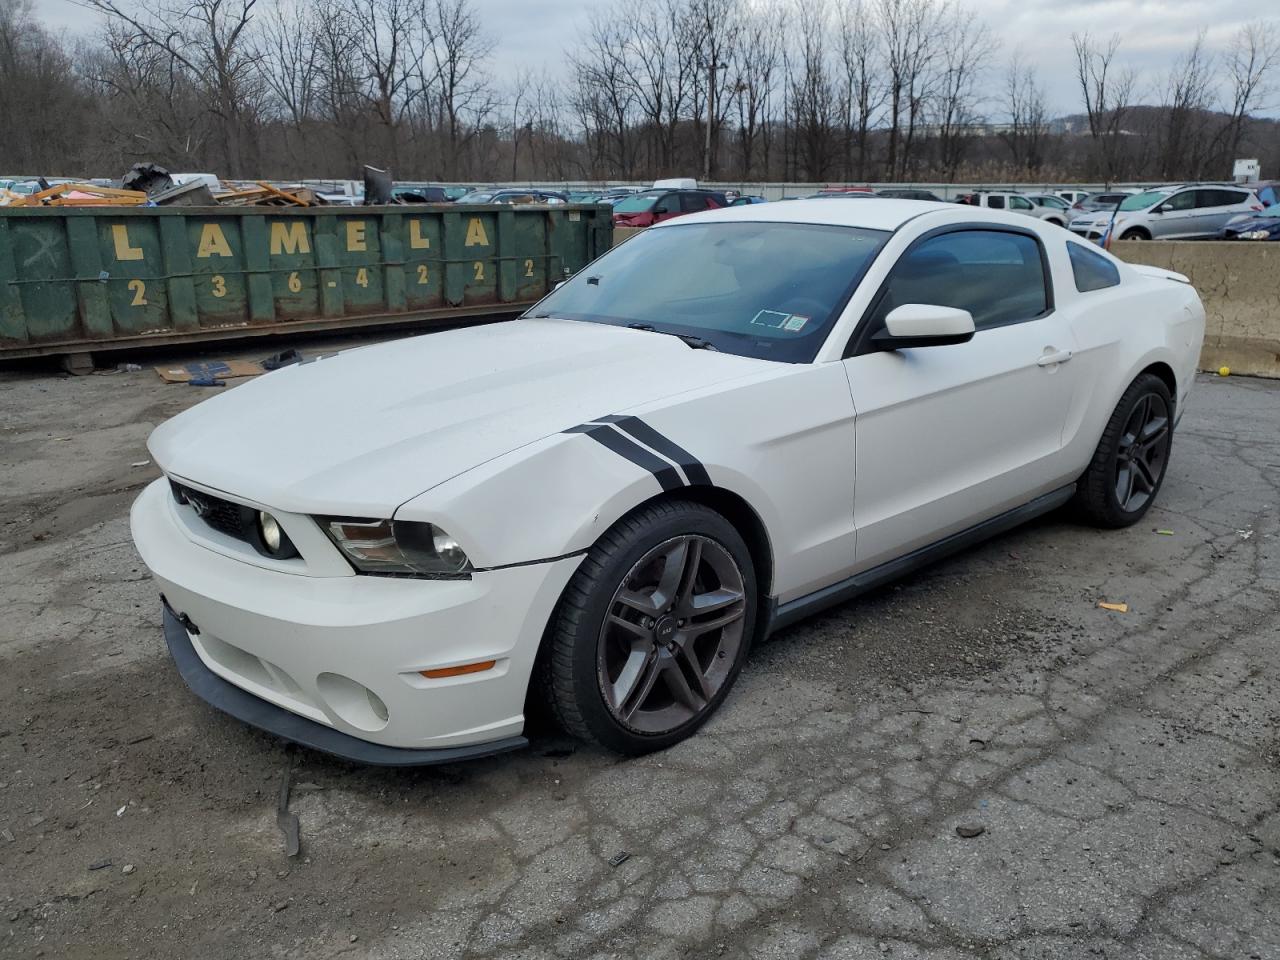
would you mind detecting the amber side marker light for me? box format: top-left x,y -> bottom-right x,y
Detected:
420,659 -> 497,679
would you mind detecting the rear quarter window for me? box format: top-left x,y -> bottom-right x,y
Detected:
1067,242 -> 1121,292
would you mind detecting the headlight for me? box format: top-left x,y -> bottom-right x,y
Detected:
322,518 -> 472,577
1238,229 -> 1271,240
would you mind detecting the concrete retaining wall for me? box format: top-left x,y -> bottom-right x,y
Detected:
1112,241 -> 1280,379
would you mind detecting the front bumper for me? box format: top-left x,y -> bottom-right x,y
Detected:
132,478 -> 582,758
161,602 -> 527,765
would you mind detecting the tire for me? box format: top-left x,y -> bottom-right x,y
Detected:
1074,373 -> 1174,528
539,500 -> 757,754
1119,228 -> 1149,241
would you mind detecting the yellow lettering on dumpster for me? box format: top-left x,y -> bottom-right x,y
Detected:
409,220 -> 431,249
111,225 -> 143,261
196,224 -> 232,259
270,221 -> 310,256
346,221 -> 367,252
465,217 -> 488,247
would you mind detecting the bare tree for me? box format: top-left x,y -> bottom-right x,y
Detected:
732,0 -> 784,180
837,0 -> 882,180
790,0 -> 839,180
877,0 -> 942,180
1000,53 -> 1049,175
423,0 -> 494,178
1219,20 -> 1279,164
571,13 -> 638,178
79,0 -> 265,174
1071,32 -> 1137,181
931,7 -> 993,180
686,0 -> 741,179
1157,33 -> 1214,180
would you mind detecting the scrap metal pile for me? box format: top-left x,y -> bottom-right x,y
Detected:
0,163 -> 327,209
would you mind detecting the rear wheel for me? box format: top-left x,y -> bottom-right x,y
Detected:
1074,373 -> 1174,527
540,501 -> 756,754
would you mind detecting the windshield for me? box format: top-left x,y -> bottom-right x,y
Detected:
457,191 -> 494,203
526,221 -> 889,363
1260,201 -> 1280,217
614,192 -> 661,213
1119,191 -> 1169,212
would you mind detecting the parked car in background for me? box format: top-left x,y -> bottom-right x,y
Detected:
1220,201 -> 1280,240
956,191 -> 1068,226
804,191 -> 879,200
1242,180 -> 1279,208
613,188 -> 726,227
730,195 -> 769,205
1057,190 -> 1093,205
391,184 -> 452,203
877,188 -> 943,202
1069,184 -> 1263,241
806,186 -> 876,198
455,188 -> 567,205
1028,194 -> 1073,214
1071,192 -> 1136,214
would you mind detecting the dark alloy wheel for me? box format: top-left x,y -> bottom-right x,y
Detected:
540,500 -> 757,754
1113,392 -> 1170,514
597,534 -> 747,734
1075,372 -> 1175,527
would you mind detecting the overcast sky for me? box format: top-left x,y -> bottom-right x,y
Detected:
34,0 -> 1280,118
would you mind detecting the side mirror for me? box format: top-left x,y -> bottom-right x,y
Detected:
873,304 -> 975,350
1152,205 -> 1167,214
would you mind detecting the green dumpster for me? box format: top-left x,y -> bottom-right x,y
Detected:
0,203 -> 613,361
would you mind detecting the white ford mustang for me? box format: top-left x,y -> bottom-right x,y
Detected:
131,199 -> 1205,763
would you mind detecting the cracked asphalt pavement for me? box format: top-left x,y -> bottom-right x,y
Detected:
1,341 -> 1277,960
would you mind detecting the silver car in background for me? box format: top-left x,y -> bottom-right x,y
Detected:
1069,184 -> 1262,241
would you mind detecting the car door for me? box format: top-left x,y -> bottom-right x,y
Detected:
1197,188 -> 1253,235
651,192 -> 682,223
1008,195 -> 1036,218
1150,189 -> 1199,238
842,227 -> 1080,570
680,192 -> 715,216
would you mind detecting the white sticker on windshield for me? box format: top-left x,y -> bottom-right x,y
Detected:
751,309 -> 791,329
784,314 -> 809,332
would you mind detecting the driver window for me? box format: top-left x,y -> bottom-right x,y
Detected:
986,195 -> 1006,209
1165,191 -> 1197,212
1009,196 -> 1033,210
868,230 -> 1048,334
653,194 -> 677,214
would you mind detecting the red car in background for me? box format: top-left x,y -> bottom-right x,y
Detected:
612,188 -> 727,227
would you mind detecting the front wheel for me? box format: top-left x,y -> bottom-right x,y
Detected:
539,501 -> 756,754
1074,373 -> 1174,527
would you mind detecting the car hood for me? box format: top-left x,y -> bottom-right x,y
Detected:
149,318 -> 767,517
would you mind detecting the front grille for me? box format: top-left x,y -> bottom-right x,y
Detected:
170,479 -> 250,543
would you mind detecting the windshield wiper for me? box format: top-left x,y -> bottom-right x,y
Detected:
626,323 -> 719,351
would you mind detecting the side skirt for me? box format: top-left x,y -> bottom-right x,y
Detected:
766,483 -> 1077,635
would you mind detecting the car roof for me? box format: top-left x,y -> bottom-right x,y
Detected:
656,196 -> 1038,233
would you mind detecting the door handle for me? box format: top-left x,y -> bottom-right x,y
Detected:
1037,349 -> 1073,367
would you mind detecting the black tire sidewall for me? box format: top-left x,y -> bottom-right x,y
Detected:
564,504 -> 757,754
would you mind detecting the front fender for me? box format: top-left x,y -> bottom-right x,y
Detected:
394,430 -> 697,569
